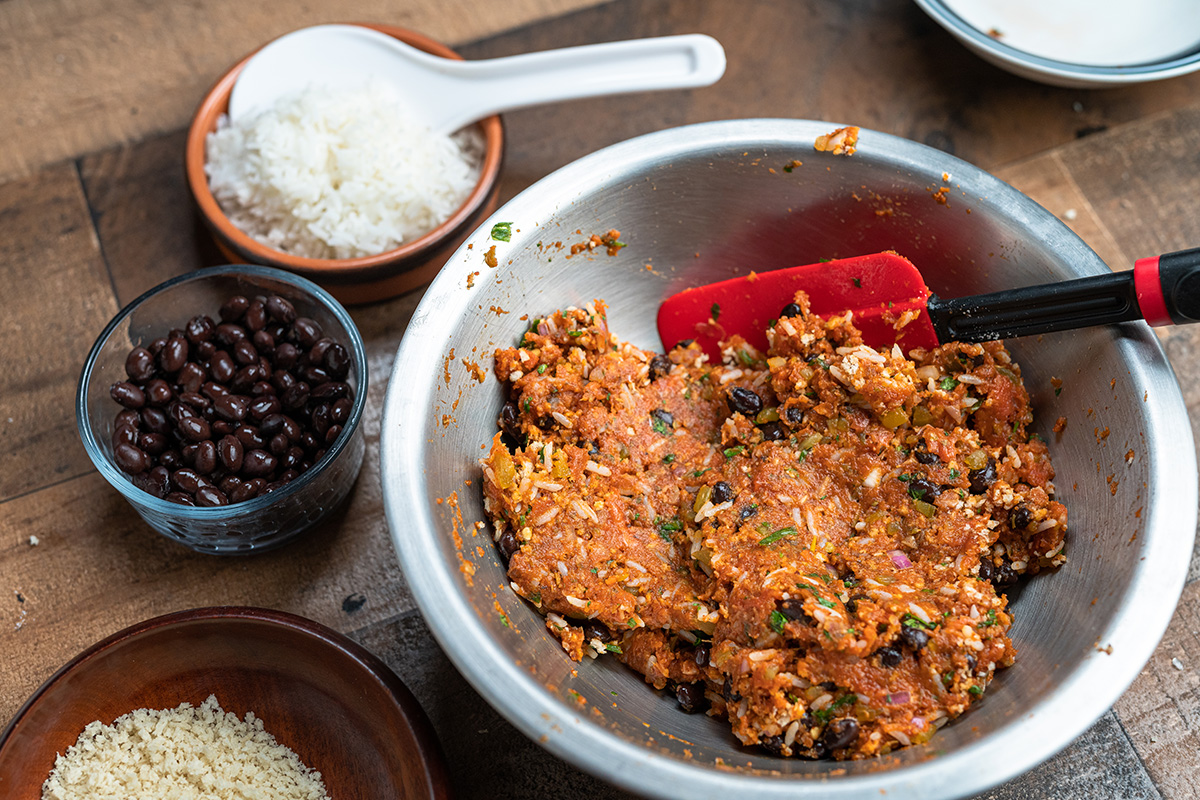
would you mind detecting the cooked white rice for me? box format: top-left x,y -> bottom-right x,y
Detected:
41,694 -> 329,800
206,82 -> 483,259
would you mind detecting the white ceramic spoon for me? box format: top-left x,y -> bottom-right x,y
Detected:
228,24 -> 726,133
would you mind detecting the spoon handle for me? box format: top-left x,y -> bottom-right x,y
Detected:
926,247 -> 1200,342
430,34 -> 726,132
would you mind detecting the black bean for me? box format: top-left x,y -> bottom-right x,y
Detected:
311,381 -> 347,401
114,442 -> 149,474
196,486 -> 229,507
178,362 -> 206,394
231,479 -> 264,503
172,468 -> 203,493
312,403 -> 332,436
178,416 -> 211,442
179,391 -> 210,412
233,339 -> 258,365
721,675 -> 741,703
779,598 -> 813,625
300,365 -> 330,385
821,718 -> 859,752
265,295 -> 296,323
241,449 -> 276,477
274,342 -> 299,370
969,457 -> 997,494
281,445 -> 305,470
299,431 -> 320,452
966,654 -> 978,673
196,341 -> 217,361
269,433 -> 289,457
210,350 -> 236,383
214,394 -> 249,422
784,406 -> 804,426
249,395 -> 282,422
244,300 -> 267,332
165,491 -> 196,506
110,381 -> 146,409
877,646 -> 902,667
140,407 -> 169,434
675,683 -> 707,714
907,478 -> 941,502
496,528 -> 520,560
1009,504 -> 1033,530
779,302 -> 803,319
282,382 -> 310,410
219,295 -> 249,322
727,386 -> 763,416
499,401 -> 521,440
649,354 -> 672,381
252,329 -> 275,356
331,398 -> 352,425
759,421 -> 785,441
158,450 -> 181,469
272,369 -> 297,393
281,416 -> 302,440
694,644 -> 711,667
324,424 -> 342,445
139,432 -> 168,456
235,425 -> 266,450
185,315 -> 216,344
651,408 -> 674,428
711,481 -> 733,504
978,558 -> 994,582
914,447 -> 941,466
899,625 -> 930,651
759,734 -> 787,756
739,504 -> 758,521
672,338 -> 695,350
307,338 -> 333,366
323,343 -> 350,379
116,409 -> 141,429
145,466 -> 170,498
993,560 -> 1020,590
194,440 -> 218,474
292,317 -> 324,347
217,435 -> 243,472
215,323 -> 247,347
159,336 -> 188,373
250,380 -> 274,397
125,347 -> 156,382
219,475 -> 242,495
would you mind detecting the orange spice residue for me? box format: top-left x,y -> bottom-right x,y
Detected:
443,348 -> 455,385
567,229 -> 626,258
1053,416 -> 1067,434
484,245 -> 498,268
931,186 -> 951,205
489,305 -> 510,316
462,358 -> 487,384
443,491 -> 475,585
814,126 -> 858,156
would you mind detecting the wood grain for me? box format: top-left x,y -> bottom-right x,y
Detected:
0,164 -> 118,502
0,0 -> 614,184
1115,580 -> 1200,800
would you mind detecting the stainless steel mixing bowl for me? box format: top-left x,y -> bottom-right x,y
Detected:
380,119 -> 1197,799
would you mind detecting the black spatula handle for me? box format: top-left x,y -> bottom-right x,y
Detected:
926,247 -> 1200,343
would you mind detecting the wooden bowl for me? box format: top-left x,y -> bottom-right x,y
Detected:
0,607 -> 450,799
185,23 -> 505,304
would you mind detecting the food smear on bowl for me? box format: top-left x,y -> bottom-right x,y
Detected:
42,694 -> 329,799
205,82 -> 483,259
480,293 -> 1067,759
109,293 -> 354,506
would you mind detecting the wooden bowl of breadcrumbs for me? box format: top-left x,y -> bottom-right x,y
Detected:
0,607 -> 449,799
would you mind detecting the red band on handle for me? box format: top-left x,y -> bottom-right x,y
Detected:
1134,255 -> 1173,327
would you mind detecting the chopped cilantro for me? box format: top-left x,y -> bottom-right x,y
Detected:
816,597 -> 837,609
656,517 -> 682,539
1054,386 -> 1063,396
980,609 -> 998,627
691,468 -> 711,478
651,417 -> 671,435
769,610 -> 787,634
852,277 -> 862,288
758,526 -> 797,546
499,612 -> 510,628
537,364 -> 547,374
949,468 -> 960,480
567,330 -> 584,338
605,643 -> 623,654
942,672 -> 953,686
710,302 -> 721,321
663,454 -> 676,464
818,257 -> 832,263
814,693 -> 856,723
522,398 -> 531,413
939,377 -> 959,392
901,613 -> 937,630
797,448 -> 811,463
490,221 -> 513,241
529,592 -> 541,604
968,685 -> 983,697
723,445 -> 745,459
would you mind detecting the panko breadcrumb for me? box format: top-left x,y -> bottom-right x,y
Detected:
42,695 -> 329,800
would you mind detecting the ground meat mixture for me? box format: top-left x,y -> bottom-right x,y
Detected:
480,294 -> 1067,760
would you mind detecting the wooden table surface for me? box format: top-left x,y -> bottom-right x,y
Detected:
4,1 -> 1200,797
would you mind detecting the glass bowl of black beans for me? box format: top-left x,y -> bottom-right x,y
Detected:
76,265 -> 368,554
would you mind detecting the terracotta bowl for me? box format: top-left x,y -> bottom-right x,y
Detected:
185,23 -> 505,304
0,608 -> 449,799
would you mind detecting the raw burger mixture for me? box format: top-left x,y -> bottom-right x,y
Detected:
481,294 -> 1066,759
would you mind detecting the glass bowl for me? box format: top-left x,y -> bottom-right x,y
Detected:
77,265 -> 367,554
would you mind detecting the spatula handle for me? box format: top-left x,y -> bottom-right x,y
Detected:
926,247 -> 1200,343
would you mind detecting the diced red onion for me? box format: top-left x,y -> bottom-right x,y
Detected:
912,716 -> 925,728
886,691 -> 911,705
537,322 -> 550,336
889,550 -> 913,569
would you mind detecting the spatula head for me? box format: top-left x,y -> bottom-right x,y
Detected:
656,251 -> 937,359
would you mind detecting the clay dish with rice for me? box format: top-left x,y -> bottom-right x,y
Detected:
185,23 -> 505,305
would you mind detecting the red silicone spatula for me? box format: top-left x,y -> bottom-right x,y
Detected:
656,249 -> 1200,359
